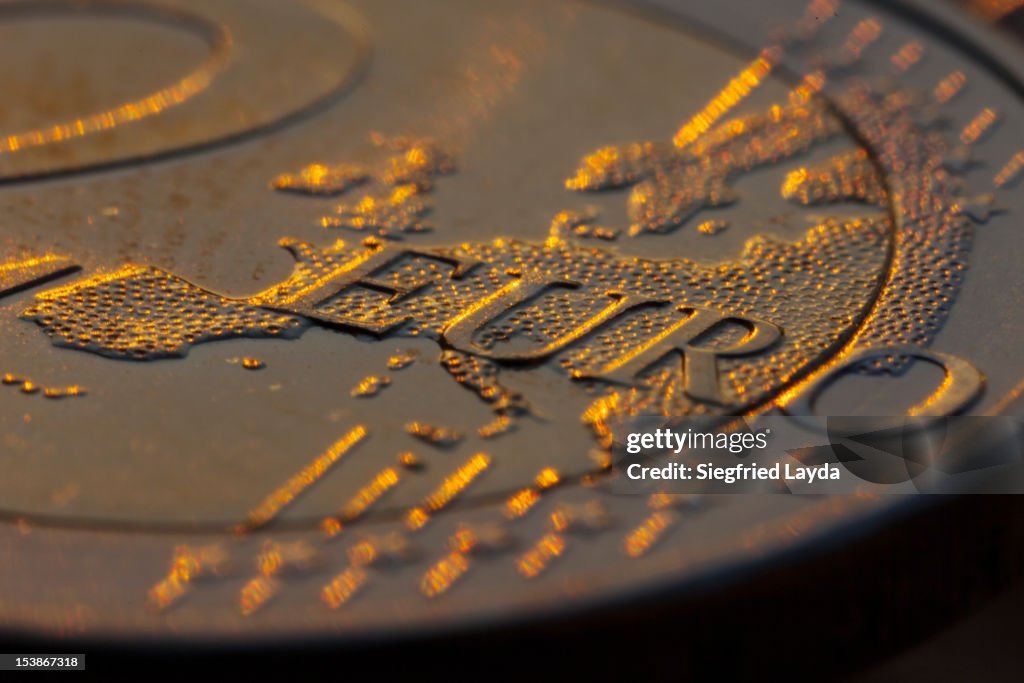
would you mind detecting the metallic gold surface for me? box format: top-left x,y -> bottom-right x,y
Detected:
0,0 -> 1021,648
0,0 -> 370,180
242,426 -> 367,531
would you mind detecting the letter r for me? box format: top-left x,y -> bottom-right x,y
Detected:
573,304 -> 781,405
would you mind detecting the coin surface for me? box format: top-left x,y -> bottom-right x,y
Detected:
0,0 -> 1022,645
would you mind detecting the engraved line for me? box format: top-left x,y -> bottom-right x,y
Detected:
624,511 -> 677,558
0,255 -> 80,298
240,575 -> 279,616
672,0 -> 848,148
672,46 -> 782,149
420,550 -> 470,598
0,5 -> 232,155
404,453 -> 491,530
420,466 -> 561,597
994,150 -> 1024,188
787,70 -> 826,106
240,540 -> 324,615
960,108 -> 1000,145
146,544 -> 230,611
504,487 -> 542,519
241,426 -> 367,531
321,466 -> 400,536
890,41 -> 924,73
148,571 -> 191,611
840,16 -> 883,62
321,564 -> 368,609
503,466 -> 562,519
516,531 -> 565,579
934,71 -> 967,104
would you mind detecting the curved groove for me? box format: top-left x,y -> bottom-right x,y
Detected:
0,0 -> 374,185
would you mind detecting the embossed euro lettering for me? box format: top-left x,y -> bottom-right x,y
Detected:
266,245 -> 477,335
443,271 -> 665,363
783,344 -> 985,418
573,306 -> 782,405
